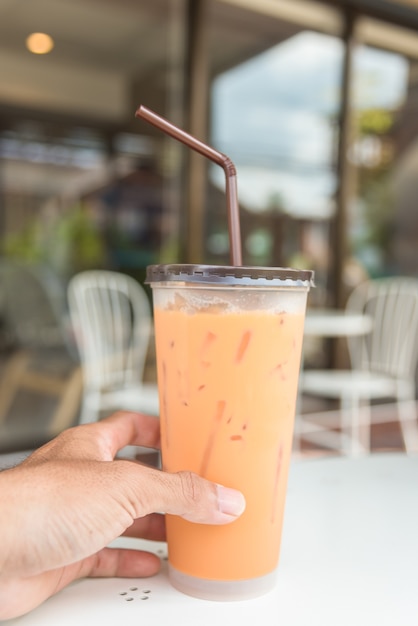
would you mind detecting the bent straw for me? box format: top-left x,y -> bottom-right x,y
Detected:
135,105 -> 242,266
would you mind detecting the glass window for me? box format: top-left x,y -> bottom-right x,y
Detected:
350,18 -> 418,282
0,0 -> 186,451
208,0 -> 342,306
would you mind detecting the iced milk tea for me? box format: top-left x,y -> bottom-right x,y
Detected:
148,265 -> 312,600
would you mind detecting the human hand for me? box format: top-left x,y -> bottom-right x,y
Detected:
0,411 -> 245,620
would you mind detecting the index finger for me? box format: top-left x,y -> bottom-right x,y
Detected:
90,411 -> 161,459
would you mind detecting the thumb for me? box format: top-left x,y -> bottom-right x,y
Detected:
128,465 -> 246,524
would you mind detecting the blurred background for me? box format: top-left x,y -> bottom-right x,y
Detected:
1,0 -> 418,455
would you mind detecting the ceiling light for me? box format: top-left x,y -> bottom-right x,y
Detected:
26,32 -> 54,55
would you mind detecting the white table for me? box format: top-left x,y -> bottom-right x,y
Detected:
6,453 -> 418,626
304,308 -> 373,337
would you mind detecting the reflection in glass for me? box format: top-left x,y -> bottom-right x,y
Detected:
351,33 -> 416,280
210,30 -> 342,305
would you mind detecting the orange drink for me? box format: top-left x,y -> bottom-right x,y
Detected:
147,264 -> 313,600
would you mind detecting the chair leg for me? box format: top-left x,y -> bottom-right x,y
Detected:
341,394 -> 368,456
49,367 -> 83,434
341,395 -> 355,456
0,351 -> 31,422
78,392 -> 101,425
358,401 -> 371,454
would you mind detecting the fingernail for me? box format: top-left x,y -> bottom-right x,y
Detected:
216,485 -> 246,518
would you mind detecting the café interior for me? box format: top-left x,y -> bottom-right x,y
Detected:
1,0 -> 418,463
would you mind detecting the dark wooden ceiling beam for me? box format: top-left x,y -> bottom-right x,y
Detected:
324,0 -> 418,30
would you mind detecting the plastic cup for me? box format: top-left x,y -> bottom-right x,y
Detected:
146,263 -> 313,601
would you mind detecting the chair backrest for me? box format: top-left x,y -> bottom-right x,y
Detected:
346,277 -> 418,380
0,260 -> 69,350
68,270 -> 151,391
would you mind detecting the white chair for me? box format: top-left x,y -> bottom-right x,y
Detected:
299,277 -> 418,455
68,270 -> 159,425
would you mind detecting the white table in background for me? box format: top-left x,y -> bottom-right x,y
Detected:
6,453 -> 418,626
304,308 -> 373,337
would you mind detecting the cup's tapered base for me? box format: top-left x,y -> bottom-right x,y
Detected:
168,564 -> 278,601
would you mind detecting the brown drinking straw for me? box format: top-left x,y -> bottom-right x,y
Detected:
135,105 -> 242,266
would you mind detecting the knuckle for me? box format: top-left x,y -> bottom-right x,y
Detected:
177,471 -> 201,505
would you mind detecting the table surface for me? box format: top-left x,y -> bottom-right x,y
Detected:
6,453 -> 418,626
304,308 -> 373,337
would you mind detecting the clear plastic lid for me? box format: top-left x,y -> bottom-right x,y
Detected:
146,264 -> 314,288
